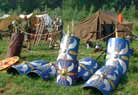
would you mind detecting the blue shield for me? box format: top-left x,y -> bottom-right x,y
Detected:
57,35 -> 80,61
106,38 -> 130,75
78,57 -> 99,81
56,60 -> 78,86
7,60 -> 49,75
83,66 -> 120,95
27,63 -> 57,80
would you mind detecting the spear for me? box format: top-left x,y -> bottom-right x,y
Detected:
32,20 -> 40,46
71,19 -> 74,36
67,24 -> 70,36
36,17 -> 45,46
64,25 -> 70,60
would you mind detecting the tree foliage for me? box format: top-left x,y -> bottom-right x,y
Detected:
0,0 -> 137,21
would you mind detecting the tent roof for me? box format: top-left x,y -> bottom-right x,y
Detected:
79,11 -> 117,25
74,11 -> 118,40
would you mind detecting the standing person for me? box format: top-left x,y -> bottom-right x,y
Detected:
7,19 -> 24,57
117,12 -> 124,24
116,11 -> 125,38
8,20 -> 17,39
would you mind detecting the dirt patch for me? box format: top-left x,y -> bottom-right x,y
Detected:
0,88 -> 5,94
0,78 -> 14,94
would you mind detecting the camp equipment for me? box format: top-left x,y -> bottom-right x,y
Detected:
74,11 -> 116,41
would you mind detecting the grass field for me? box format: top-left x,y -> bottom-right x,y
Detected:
0,37 -> 138,95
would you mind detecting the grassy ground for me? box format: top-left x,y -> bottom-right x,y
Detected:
0,37 -> 138,95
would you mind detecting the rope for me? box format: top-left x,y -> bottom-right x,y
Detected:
97,31 -> 115,41
33,50 -> 103,57
25,28 -> 114,42
24,31 -> 61,36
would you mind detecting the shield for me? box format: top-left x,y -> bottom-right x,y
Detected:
83,66 -> 120,95
57,35 -> 80,61
106,38 -> 130,75
27,62 -> 57,80
0,56 -> 19,71
7,60 -> 49,75
78,57 -> 99,81
56,60 -> 78,86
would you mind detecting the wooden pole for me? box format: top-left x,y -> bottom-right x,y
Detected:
71,20 -> 74,36
67,24 -> 70,36
32,18 -> 41,46
32,23 -> 39,46
36,17 -> 45,46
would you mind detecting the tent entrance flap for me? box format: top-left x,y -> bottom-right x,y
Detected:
101,24 -> 115,39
